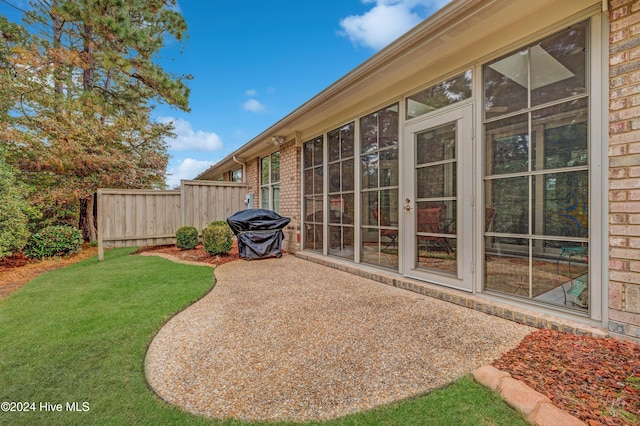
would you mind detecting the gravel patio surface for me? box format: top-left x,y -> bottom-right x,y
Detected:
145,254 -> 534,422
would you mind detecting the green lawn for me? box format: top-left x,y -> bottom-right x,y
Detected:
0,248 -> 527,425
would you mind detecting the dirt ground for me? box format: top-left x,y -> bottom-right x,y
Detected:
0,243 -> 638,425
0,246 -> 99,299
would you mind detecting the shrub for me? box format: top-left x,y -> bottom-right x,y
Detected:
202,221 -> 233,256
24,225 -> 83,259
175,226 -> 199,250
0,152 -> 30,260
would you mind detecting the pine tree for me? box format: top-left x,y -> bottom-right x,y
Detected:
1,0 -> 190,240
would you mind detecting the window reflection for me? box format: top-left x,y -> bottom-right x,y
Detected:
260,152 -> 280,213
484,22 -> 587,120
327,123 -> 355,260
360,104 -> 399,269
407,70 -> 472,119
303,136 -> 324,252
483,21 -> 589,312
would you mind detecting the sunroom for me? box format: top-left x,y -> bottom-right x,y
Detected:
197,0 -> 607,325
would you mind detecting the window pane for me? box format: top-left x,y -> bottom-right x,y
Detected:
329,226 -> 354,260
417,236 -> 457,274
379,105 -> 399,148
328,129 -> 340,162
342,193 -> 354,222
313,166 -> 323,194
360,113 -> 379,153
271,151 -> 280,183
536,171 -> 589,238
304,197 -> 323,222
485,114 -> 529,175
341,123 -> 355,158
406,70 -> 472,119
484,49 -> 528,119
485,240 -> 530,297
261,187 -> 269,210
272,185 -> 280,213
379,189 -> 399,228
342,159 -> 354,192
328,163 -> 341,193
304,169 -> 313,195
329,195 -> 352,222
361,191 -> 378,227
486,177 -> 529,234
417,123 -> 456,165
417,164 -> 457,199
361,153 -> 379,189
261,157 -> 270,184
531,23 -> 587,106
305,224 -> 323,252
532,99 -> 588,171
329,197 -> 342,224
304,141 -> 313,168
313,138 -> 323,167
416,201 -> 456,236
380,148 -> 398,187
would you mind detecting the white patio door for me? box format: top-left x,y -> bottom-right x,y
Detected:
402,104 -> 473,291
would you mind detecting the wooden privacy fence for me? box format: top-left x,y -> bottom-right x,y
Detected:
97,180 -> 248,260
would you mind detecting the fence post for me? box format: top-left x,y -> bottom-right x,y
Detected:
97,189 -> 104,261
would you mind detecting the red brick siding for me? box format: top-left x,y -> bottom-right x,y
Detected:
608,0 -> 640,340
279,140 -> 301,253
245,158 -> 260,208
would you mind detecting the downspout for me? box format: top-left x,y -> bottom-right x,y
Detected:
232,155 -> 246,183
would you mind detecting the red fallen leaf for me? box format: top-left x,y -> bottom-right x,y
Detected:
545,392 -> 555,399
551,365 -> 559,371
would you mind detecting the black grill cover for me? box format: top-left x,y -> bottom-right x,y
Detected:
226,209 -> 291,259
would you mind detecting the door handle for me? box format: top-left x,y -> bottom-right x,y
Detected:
404,197 -> 413,211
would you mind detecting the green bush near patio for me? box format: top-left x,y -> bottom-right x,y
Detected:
0,248 -> 527,425
176,225 -> 200,249
202,220 -> 233,255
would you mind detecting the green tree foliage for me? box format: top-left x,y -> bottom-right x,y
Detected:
0,149 -> 31,260
0,0 -> 191,240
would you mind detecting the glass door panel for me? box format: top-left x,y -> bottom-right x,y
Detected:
403,105 -> 473,291
415,124 -> 457,276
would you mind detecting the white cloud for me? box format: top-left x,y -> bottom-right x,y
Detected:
166,158 -> 213,189
339,0 -> 451,50
245,89 -> 258,96
158,116 -> 223,151
243,99 -> 265,113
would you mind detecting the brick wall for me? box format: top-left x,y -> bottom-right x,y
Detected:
608,0 -> 640,340
245,158 -> 259,208
279,140 -> 302,253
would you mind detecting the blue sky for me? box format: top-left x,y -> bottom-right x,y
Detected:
1,0 -> 451,187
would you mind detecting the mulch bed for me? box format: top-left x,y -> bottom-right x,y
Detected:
1,243 -> 639,425
493,329 -> 640,425
131,241 -> 246,266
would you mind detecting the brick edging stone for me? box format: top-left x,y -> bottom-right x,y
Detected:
473,365 -> 585,426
